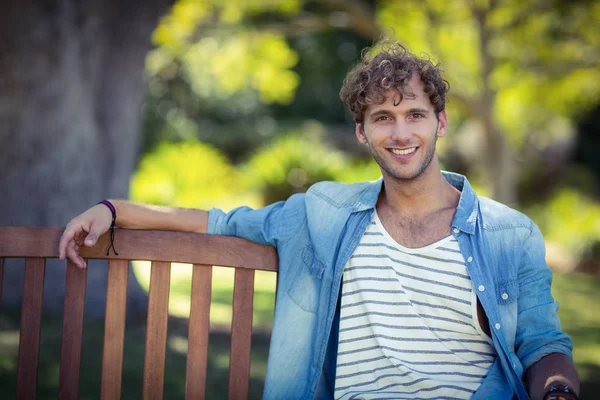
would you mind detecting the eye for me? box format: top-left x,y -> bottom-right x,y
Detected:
410,113 -> 424,119
375,115 -> 391,122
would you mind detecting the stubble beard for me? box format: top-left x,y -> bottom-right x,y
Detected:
367,130 -> 438,183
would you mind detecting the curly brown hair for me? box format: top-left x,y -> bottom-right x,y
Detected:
339,41 -> 449,124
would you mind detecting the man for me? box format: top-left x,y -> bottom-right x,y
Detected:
59,42 -> 579,399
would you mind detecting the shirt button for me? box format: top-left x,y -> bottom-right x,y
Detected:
453,228 -> 459,234
467,256 -> 473,263
502,292 -> 509,300
495,323 -> 501,330
478,285 -> 485,292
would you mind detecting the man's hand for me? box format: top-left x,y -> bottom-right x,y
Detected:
58,204 -> 113,268
58,200 -> 209,268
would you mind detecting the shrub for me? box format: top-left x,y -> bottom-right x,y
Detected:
130,140 -> 244,210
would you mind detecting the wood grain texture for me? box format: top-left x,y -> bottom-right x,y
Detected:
228,268 -> 255,400
0,258 -> 4,314
142,262 -> 171,400
16,258 -> 46,400
100,260 -> 129,400
0,227 -> 278,271
185,264 -> 212,400
59,261 -> 88,400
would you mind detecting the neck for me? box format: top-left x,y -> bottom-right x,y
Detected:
379,162 -> 459,217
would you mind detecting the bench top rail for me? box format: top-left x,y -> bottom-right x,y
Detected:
0,227 -> 278,271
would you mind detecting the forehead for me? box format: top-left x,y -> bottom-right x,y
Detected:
365,75 -> 432,114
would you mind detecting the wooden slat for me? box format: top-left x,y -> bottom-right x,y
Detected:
0,227 -> 278,271
100,260 -> 129,400
185,264 -> 213,400
142,262 -> 171,400
228,268 -> 255,400
0,258 -> 4,314
59,261 -> 88,400
16,257 -> 46,400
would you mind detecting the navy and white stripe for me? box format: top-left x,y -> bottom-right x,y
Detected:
334,213 -> 495,399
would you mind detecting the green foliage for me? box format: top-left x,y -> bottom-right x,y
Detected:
148,0 -> 301,106
241,123 -> 349,204
130,140 -> 242,210
182,32 -> 299,104
529,188 -> 600,260
378,1 -> 481,96
334,159 -> 382,184
553,272 -> 600,391
129,129 -> 381,211
378,0 -> 600,149
152,0 -> 302,52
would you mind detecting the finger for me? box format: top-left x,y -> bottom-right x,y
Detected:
66,241 -> 86,268
84,218 -> 106,247
65,241 -> 80,265
59,225 -> 82,260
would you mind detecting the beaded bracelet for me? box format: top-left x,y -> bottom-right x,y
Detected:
98,200 -> 119,256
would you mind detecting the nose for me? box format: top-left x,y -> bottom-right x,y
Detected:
391,120 -> 412,142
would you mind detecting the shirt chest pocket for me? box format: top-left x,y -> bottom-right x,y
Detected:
496,280 -> 519,305
495,280 -> 519,350
287,245 -> 326,313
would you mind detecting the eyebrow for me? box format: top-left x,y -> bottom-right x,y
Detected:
406,108 -> 430,114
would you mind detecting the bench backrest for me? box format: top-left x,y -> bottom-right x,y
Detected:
0,227 -> 278,400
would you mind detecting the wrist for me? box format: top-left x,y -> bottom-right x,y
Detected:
95,202 -> 114,226
97,200 -> 119,256
543,382 -> 580,400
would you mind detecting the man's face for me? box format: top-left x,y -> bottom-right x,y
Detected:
356,74 -> 447,183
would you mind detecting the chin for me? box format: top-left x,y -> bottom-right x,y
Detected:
386,166 -> 428,182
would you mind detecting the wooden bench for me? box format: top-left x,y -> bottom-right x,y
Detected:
0,227 -> 278,400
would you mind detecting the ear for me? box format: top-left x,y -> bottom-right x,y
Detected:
356,123 -> 368,144
437,110 -> 448,138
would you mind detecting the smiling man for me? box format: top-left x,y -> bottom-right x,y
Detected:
59,42 -> 578,399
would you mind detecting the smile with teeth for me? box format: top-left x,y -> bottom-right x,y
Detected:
390,147 -> 416,155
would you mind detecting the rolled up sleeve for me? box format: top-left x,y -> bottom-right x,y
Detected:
207,193 -> 305,247
516,221 -> 573,371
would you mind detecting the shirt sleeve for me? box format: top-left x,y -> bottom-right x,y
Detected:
206,193 -> 306,247
516,220 -> 574,371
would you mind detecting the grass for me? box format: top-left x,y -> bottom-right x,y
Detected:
553,272 -> 600,395
0,268 -> 598,399
132,262 -> 278,328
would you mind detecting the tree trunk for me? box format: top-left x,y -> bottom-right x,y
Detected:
480,108 -> 518,206
0,0 -> 170,318
473,4 -> 518,206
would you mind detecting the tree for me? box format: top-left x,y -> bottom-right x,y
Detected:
378,0 -> 600,204
145,0 -> 599,206
139,0 -> 379,160
0,0 -> 171,317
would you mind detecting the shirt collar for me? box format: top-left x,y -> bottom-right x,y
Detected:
442,171 -> 478,235
352,171 -> 478,235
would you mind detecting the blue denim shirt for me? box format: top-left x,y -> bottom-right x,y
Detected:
208,172 -> 573,399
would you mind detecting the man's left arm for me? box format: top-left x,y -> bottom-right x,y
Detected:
516,221 -> 580,400
525,353 -> 579,400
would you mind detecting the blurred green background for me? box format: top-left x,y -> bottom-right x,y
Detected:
1,0 -> 599,398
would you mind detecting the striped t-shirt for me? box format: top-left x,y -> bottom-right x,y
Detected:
334,213 -> 496,399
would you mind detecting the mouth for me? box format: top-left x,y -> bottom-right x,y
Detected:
390,147 -> 417,155
388,147 -> 418,159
